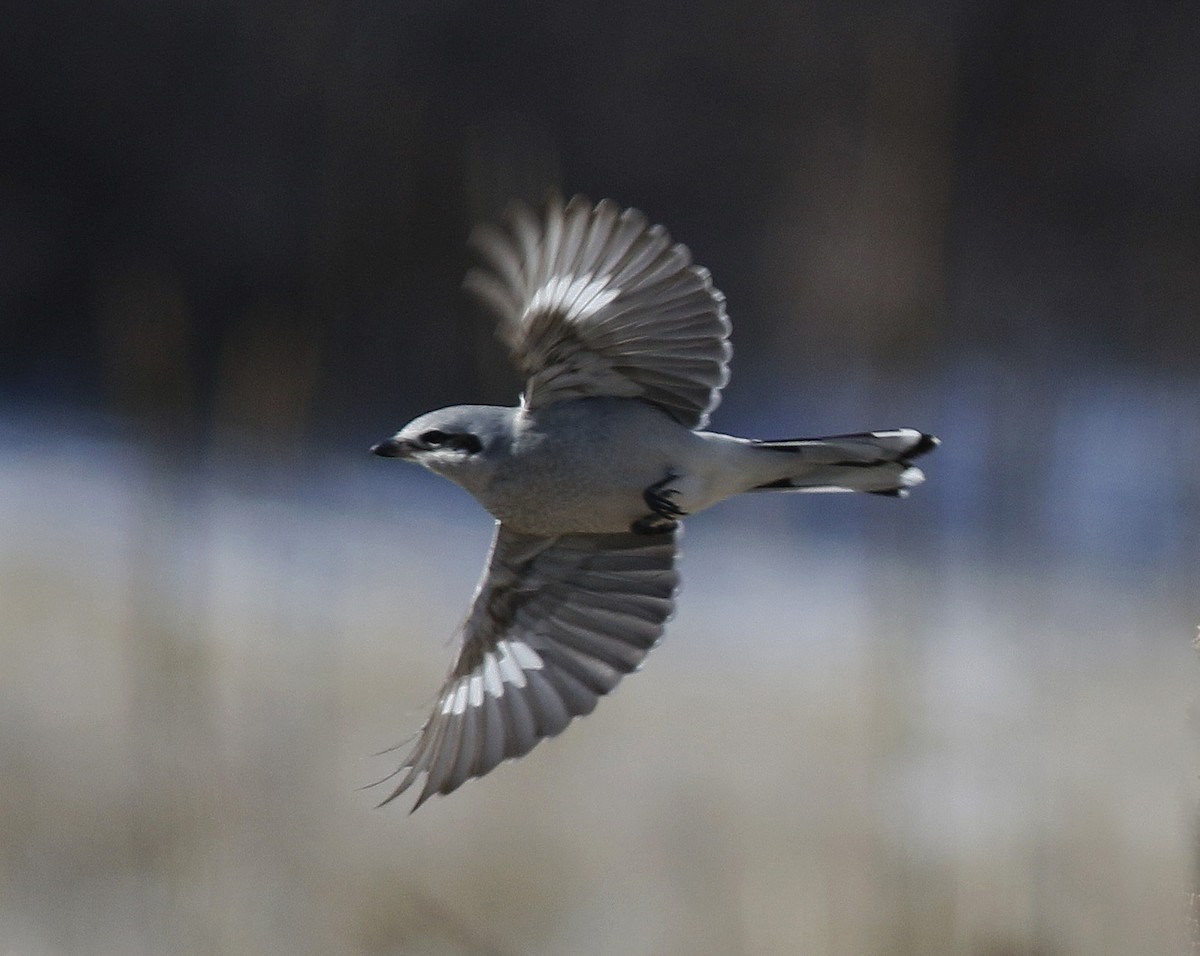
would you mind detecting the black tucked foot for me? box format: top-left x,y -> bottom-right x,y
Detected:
643,473 -> 686,519
631,472 -> 687,534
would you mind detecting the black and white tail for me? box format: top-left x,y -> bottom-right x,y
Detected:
750,428 -> 939,498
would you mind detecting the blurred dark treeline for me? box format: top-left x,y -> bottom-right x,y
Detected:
2,0 -> 1198,567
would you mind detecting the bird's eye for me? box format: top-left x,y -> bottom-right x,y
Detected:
420,430 -> 447,446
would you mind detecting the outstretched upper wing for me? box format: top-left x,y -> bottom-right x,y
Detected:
465,195 -> 732,429
380,524 -> 679,810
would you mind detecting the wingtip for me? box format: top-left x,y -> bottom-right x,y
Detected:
373,770 -> 424,811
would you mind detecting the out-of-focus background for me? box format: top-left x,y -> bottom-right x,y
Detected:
2,2 -> 1198,954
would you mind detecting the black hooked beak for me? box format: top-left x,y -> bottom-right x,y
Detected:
370,437 -> 416,459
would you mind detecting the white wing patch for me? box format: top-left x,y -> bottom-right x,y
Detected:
440,641 -> 544,716
527,274 -> 621,322
508,639 -> 544,671
438,641 -> 547,716
493,639 -> 544,687
482,652 -> 504,697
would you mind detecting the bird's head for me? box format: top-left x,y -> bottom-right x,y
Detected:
371,405 -> 513,488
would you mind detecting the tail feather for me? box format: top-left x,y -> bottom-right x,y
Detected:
750,428 -> 939,498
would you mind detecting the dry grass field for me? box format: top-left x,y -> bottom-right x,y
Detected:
1,435 -> 1195,956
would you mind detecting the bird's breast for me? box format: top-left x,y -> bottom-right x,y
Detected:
479,400 -> 681,536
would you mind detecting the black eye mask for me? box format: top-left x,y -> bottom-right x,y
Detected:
421,430 -> 482,454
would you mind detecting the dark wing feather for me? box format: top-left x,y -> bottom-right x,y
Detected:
379,524 -> 680,810
464,195 -> 732,429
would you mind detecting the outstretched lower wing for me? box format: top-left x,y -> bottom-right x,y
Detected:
380,523 -> 680,810
465,195 -> 732,429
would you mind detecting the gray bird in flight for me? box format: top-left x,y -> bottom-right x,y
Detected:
371,195 -> 938,810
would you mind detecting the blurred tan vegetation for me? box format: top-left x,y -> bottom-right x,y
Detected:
0,444 -> 1195,955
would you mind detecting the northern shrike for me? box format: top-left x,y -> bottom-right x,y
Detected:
372,195 -> 938,809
